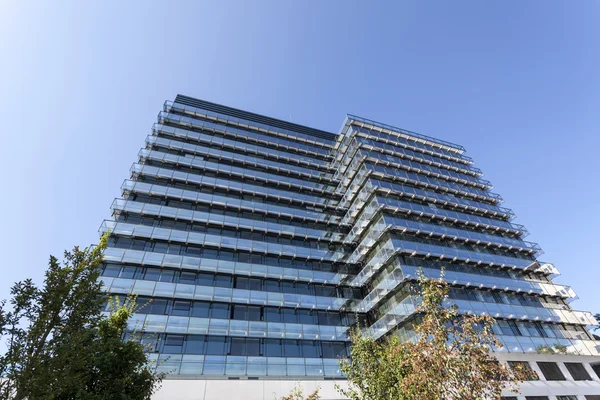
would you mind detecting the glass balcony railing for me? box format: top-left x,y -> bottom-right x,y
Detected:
150,354 -> 345,377
120,180 -> 345,225
111,199 -> 346,243
367,293 -> 596,340
100,221 -> 347,263
138,149 -> 334,194
350,236 -> 542,288
355,135 -> 481,176
392,327 -> 600,357
346,115 -> 467,158
367,297 -> 416,339
153,123 -> 332,168
381,215 -> 541,254
362,148 -> 491,189
101,311 -> 351,342
166,100 -> 335,151
351,261 -> 577,314
367,163 -> 503,204
101,277 -> 348,312
130,163 -> 341,209
159,111 -> 332,159
101,247 -> 353,286
390,237 -> 537,270
375,196 -> 527,235
147,135 -> 333,181
370,178 -> 514,219
494,335 -> 600,356
449,298 -> 598,326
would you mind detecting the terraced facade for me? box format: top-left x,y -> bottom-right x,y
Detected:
98,95 -> 600,398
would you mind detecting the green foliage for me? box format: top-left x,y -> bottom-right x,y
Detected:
0,234 -> 162,400
338,270 -> 534,400
277,382 -> 320,400
337,329 -> 408,400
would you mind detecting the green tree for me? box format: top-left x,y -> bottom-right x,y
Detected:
0,234 -> 162,400
339,271 -> 535,400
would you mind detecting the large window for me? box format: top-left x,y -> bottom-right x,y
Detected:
537,362 -> 565,381
163,335 -> 184,353
564,362 -> 591,381
507,361 -> 538,380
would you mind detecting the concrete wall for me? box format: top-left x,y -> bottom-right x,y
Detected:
154,354 -> 600,399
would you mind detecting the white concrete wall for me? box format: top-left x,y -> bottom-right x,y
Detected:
154,354 -> 600,399
154,379 -> 347,400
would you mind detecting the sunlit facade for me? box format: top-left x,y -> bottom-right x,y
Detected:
98,95 -> 600,399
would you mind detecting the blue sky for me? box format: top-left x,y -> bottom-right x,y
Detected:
0,1 -> 598,315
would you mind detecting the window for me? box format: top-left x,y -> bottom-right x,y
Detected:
247,306 -> 261,322
206,336 -> 227,355
120,266 -> 137,279
148,299 -> 168,315
537,362 -> 566,381
191,302 -> 210,318
143,268 -> 161,281
186,335 -> 206,354
507,361 -> 538,380
140,333 -> 159,352
159,269 -> 174,282
297,309 -> 316,324
246,338 -> 260,356
585,396 -> 600,400
564,363 -> 591,380
198,273 -> 214,286
317,311 -> 331,325
135,297 -> 151,313
264,307 -> 280,322
163,335 -> 184,353
321,342 -> 333,358
235,277 -> 249,290
301,340 -> 319,358
102,265 -> 121,277
556,396 -> 578,400
247,278 -> 262,291
525,397 -> 549,400
264,339 -> 282,357
214,275 -> 232,288
179,272 -> 196,284
232,305 -> 248,320
592,363 -> 600,379
284,340 -> 301,357
264,280 -> 279,293
296,283 -> 312,295
172,301 -> 191,316
230,338 -> 245,356
282,309 -> 297,323
497,320 -> 520,336
211,303 -> 230,319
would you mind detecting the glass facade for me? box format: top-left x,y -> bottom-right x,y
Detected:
99,94 -> 599,378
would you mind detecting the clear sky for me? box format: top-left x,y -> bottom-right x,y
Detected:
0,1 -> 598,315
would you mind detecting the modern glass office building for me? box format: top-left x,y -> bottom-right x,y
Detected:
98,95 -> 600,398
